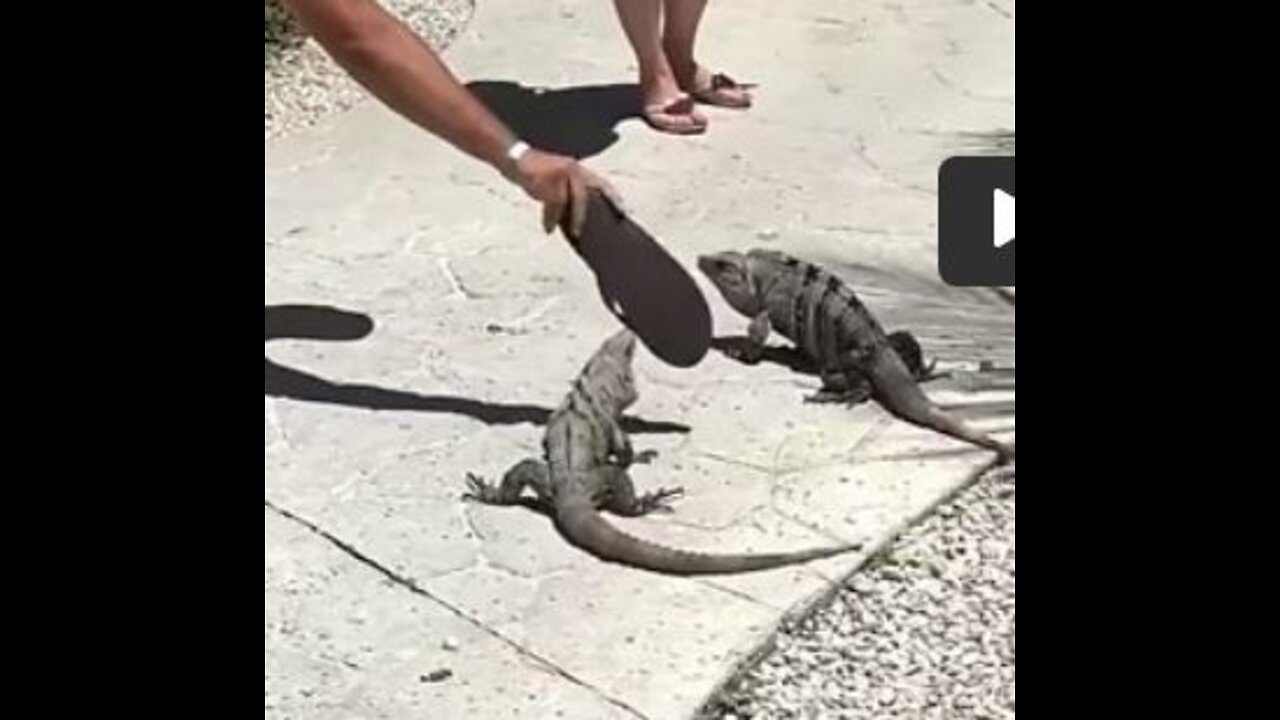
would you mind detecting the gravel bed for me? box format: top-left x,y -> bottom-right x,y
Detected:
265,0 -> 474,142
704,464 -> 1016,719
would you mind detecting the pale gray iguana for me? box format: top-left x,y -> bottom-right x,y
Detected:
697,249 -> 1014,462
463,329 -> 862,575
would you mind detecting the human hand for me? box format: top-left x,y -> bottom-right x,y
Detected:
507,148 -> 623,239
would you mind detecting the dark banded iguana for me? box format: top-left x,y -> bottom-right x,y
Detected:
697,249 -> 1013,462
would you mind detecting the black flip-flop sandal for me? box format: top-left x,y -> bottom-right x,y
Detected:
565,189 -> 712,368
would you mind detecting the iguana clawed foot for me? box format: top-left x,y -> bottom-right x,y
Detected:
462,473 -> 501,504
915,358 -> 945,383
635,486 -> 685,514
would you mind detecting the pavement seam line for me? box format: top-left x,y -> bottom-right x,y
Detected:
697,579 -> 781,612
264,498 -> 652,720
691,454 -> 1009,719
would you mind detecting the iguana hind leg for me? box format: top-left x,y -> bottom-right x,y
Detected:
601,467 -> 684,517
464,459 -> 552,507
806,360 -> 874,407
888,330 -> 942,383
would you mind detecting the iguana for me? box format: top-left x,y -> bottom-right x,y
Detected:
463,329 -> 862,575
697,249 -> 1014,462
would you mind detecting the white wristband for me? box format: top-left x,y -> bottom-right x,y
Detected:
506,140 -> 530,165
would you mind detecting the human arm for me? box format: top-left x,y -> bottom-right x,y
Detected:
279,0 -> 616,235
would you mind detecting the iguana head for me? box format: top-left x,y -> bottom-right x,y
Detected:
697,251 -> 763,316
581,329 -> 639,411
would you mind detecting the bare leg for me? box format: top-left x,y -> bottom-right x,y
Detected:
612,0 -> 707,133
661,0 -> 709,86
662,0 -> 753,107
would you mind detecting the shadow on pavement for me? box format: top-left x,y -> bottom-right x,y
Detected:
265,304 -> 689,434
466,80 -> 641,160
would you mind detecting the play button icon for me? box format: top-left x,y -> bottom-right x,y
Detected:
993,188 -> 1014,249
939,156 -> 1015,286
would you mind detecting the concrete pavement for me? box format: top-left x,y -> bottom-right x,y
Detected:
265,1 -> 1014,717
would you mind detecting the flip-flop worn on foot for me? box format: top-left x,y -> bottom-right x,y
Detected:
688,68 -> 756,108
642,94 -> 708,135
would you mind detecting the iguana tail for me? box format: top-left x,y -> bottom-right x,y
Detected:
554,501 -> 860,576
869,350 -> 1015,463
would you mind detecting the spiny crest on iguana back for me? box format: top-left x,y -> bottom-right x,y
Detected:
565,328 -> 640,417
697,249 -> 932,379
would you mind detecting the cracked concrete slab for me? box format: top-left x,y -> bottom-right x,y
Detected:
265,505 -> 643,720
266,0 -> 1013,717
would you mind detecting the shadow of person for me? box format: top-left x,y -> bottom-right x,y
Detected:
466,80 -> 642,160
265,304 -> 688,434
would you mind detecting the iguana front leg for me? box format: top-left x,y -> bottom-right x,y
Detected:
463,458 -> 553,509
606,420 -> 658,467
723,313 -> 772,364
600,467 -> 685,517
